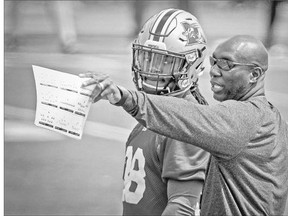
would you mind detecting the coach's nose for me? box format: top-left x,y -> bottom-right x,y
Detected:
209,64 -> 222,78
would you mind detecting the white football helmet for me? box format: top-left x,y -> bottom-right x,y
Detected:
132,8 -> 207,95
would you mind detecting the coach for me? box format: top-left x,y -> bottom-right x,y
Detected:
80,35 -> 288,216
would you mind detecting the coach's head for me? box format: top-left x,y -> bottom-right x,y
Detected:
209,35 -> 268,102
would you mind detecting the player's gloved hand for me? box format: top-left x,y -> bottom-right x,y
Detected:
79,72 -> 122,104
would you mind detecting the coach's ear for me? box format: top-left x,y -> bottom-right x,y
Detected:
250,67 -> 262,83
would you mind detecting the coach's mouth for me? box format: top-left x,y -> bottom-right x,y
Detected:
210,81 -> 224,93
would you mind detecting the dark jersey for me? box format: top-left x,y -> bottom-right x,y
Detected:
122,93 -> 209,215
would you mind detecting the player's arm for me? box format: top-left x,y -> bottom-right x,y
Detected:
162,179 -> 203,216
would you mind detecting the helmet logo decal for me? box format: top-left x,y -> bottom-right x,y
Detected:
181,22 -> 206,46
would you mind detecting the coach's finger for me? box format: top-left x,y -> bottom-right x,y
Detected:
79,73 -> 109,87
90,83 -> 104,103
98,80 -> 122,104
79,72 -> 108,79
92,93 -> 104,103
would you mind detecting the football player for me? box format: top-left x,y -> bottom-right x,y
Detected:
81,8 -> 210,215
122,9 -> 209,215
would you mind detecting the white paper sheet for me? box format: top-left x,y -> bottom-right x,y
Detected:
32,65 -> 96,139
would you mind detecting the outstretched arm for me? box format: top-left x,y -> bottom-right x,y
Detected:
79,72 -> 258,158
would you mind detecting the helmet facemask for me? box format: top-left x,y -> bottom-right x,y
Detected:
132,42 -> 202,95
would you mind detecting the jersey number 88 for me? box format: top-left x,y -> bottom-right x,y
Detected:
122,146 -> 146,204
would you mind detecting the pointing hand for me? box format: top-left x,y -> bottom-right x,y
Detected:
79,72 -> 122,104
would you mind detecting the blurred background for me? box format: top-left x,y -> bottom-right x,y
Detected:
4,0 -> 288,215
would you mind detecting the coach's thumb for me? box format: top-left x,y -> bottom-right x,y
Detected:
107,88 -> 122,104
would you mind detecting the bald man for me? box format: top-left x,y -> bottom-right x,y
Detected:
80,35 -> 288,215
209,35 -> 268,102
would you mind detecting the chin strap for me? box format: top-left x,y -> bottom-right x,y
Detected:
190,85 -> 209,105
141,81 -> 171,95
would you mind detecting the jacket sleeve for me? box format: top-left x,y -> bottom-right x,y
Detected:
115,88 -> 261,160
